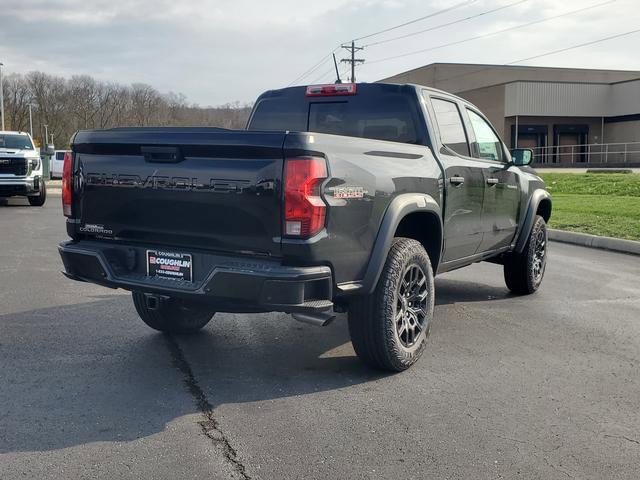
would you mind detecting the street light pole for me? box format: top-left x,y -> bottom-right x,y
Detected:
0,62 -> 5,131
28,104 -> 34,137
43,124 -> 48,149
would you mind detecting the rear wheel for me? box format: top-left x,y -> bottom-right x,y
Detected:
132,292 -> 215,333
504,215 -> 547,294
28,181 -> 47,206
348,238 -> 434,372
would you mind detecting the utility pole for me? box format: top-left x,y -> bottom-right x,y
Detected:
43,124 -> 48,148
340,41 -> 364,83
0,62 -> 5,131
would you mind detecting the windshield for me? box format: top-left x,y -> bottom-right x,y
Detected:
0,134 -> 34,150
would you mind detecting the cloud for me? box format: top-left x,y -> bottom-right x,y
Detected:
1,0 -> 639,105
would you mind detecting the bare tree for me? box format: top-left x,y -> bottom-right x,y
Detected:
3,74 -> 32,133
0,70 -> 252,147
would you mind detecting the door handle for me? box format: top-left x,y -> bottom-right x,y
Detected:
486,177 -> 499,186
449,176 -> 465,185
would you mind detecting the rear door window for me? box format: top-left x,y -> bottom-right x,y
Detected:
430,98 -> 470,157
56,152 -> 66,160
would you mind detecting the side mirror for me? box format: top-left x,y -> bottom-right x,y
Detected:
510,148 -> 533,166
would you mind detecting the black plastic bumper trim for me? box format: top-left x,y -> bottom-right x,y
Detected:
59,240 -> 333,314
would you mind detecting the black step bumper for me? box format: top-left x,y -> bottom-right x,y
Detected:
59,240 -> 333,314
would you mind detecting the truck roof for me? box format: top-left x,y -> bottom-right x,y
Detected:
263,82 -> 479,111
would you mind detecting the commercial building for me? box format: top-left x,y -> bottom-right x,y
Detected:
381,63 -> 640,165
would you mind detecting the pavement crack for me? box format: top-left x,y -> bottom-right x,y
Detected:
604,434 -> 640,446
164,334 -> 251,480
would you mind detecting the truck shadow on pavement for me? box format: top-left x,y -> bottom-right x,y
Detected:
0,198 -> 32,207
435,277 -> 513,305
0,298 -> 384,454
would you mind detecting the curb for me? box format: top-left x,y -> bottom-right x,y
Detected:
549,229 -> 640,256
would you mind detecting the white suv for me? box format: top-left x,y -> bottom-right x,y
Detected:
0,131 -> 47,206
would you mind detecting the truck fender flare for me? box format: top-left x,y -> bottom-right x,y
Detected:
515,189 -> 552,253
362,193 -> 442,294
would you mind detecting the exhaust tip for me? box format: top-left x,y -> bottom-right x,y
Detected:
292,311 -> 336,327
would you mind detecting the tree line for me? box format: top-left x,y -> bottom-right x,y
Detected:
2,71 -> 253,148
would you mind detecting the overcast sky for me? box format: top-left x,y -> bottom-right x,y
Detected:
1,0 -> 639,106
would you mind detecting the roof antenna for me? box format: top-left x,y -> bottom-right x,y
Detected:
333,53 -> 342,84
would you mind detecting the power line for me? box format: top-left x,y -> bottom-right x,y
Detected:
364,0 -> 530,48
507,28 -> 640,65
287,47 -> 340,86
365,0 -> 616,66
288,0 -> 477,85
354,0 -> 478,41
288,0 -> 487,85
309,65 -> 338,85
419,28 -> 640,87
309,63 -> 351,86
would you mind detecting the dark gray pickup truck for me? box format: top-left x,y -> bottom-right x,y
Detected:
59,82 -> 551,371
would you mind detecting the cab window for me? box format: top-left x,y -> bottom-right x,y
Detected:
429,97 -> 470,157
466,109 -> 504,162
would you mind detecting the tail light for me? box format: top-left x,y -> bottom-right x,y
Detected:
284,157 -> 327,238
306,83 -> 357,97
62,151 -> 73,217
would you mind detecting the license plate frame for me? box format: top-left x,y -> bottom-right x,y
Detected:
146,250 -> 193,282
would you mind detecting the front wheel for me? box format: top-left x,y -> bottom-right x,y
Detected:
28,181 -> 46,206
132,292 -> 215,333
348,238 -> 435,372
504,215 -> 548,295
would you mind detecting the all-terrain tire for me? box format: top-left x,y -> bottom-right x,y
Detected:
132,292 -> 215,333
504,215 -> 548,295
348,237 -> 435,372
28,181 -> 47,206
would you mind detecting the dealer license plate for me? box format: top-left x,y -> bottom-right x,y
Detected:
146,250 -> 193,282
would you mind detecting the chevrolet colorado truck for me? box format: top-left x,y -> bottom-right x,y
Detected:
0,131 -> 47,206
58,83 -> 551,371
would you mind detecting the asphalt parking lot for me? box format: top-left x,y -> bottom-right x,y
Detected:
1,195 -> 639,480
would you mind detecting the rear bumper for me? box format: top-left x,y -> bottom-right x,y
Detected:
59,240 -> 333,314
0,176 -> 41,197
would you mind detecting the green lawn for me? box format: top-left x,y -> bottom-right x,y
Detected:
539,173 -> 640,241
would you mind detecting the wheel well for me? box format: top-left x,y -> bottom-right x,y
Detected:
537,198 -> 551,222
394,212 -> 442,271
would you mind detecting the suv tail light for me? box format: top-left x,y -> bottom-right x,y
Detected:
284,157 -> 327,238
62,151 -> 73,217
306,83 -> 357,97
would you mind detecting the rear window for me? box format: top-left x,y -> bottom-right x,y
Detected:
0,134 -> 34,150
247,98 -> 307,132
248,88 -> 419,144
56,151 -> 66,160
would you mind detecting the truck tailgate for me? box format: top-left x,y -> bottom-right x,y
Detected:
72,128 -> 285,257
